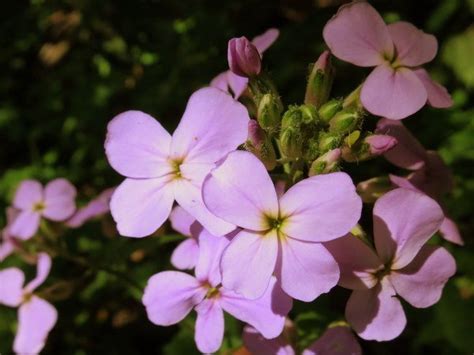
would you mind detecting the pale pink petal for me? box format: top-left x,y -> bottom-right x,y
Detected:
279,172 -> 361,242
171,238 -> 200,270
389,173 -> 420,192
243,326 -> 295,355
252,28 -> 280,54
9,210 -> 41,240
325,234 -> 383,290
195,230 -> 231,286
0,267 -> 24,307
376,118 -> 427,170
373,188 -> 444,269
361,64 -> 427,120
390,245 -> 456,308
302,326 -> 362,355
439,216 -> 464,246
276,237 -> 339,301
43,178 -> 77,221
413,68 -> 453,108
221,276 -> 292,339
173,177 -> 235,237
66,187 -> 115,228
25,253 -> 52,293
346,279 -> 406,341
105,110 -> 172,178
210,71 -> 230,91
203,151 -> 279,231
13,296 -> 57,354
322,1 -> 393,67
227,71 -> 249,98
13,180 -> 43,210
0,238 -> 15,262
142,271 -> 206,326
221,229 -> 278,300
388,22 -> 437,67
169,206 -> 196,237
195,299 -> 225,353
110,177 -> 174,238
170,87 -> 249,162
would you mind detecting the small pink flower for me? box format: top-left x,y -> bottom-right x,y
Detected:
228,36 -> 262,77
142,231 -> 292,353
323,2 -> 452,120
66,187 -> 115,228
0,208 -> 21,262
243,324 -> 362,355
326,188 -> 456,341
203,151 -> 362,301
0,253 -> 57,354
10,179 -> 77,239
105,87 -> 249,238
376,118 -> 463,245
211,28 -> 279,98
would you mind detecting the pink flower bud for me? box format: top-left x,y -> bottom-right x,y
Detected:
365,134 -> 398,155
228,37 -> 262,77
309,148 -> 341,176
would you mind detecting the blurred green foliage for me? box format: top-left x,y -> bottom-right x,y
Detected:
0,0 -> 473,354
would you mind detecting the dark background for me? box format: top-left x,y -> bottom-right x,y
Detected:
0,0 -> 473,354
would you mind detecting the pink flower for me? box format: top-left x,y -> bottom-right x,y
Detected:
9,179 -> 77,239
243,324 -> 361,355
0,208 -> 21,262
323,2 -> 452,120
211,28 -> 279,98
325,188 -> 456,341
0,253 -> 57,353
105,87 -> 250,238
202,151 -> 362,301
66,187 -> 115,228
376,118 -> 463,245
228,36 -> 262,77
142,230 -> 292,354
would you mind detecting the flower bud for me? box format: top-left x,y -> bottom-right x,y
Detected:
245,120 -> 277,170
309,148 -> 341,176
356,177 -> 392,203
304,50 -> 334,108
228,37 -> 261,78
257,93 -> 282,132
279,127 -> 303,159
318,98 -> 343,123
364,134 -> 398,155
318,132 -> 341,153
328,109 -> 360,134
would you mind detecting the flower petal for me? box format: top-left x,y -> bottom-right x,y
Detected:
373,188 -> 444,269
170,87 -> 249,162
110,177 -> 174,238
210,71 -> 230,91
413,68 -> 453,108
439,216 -> 464,246
227,71 -> 249,98
221,276 -> 292,339
194,299 -> 225,353
322,1 -> 392,67
171,238 -> 200,270
169,206 -> 196,237
221,230 -> 278,300
346,279 -> 406,341
9,210 -> 41,240
195,230 -> 231,286
0,238 -> 15,262
0,267 -> 24,307
388,22 -> 437,67
13,180 -> 43,210
279,172 -> 361,242
66,187 -> 115,228
302,326 -> 362,355
43,178 -> 77,221
203,151 -> 279,231
14,296 -> 57,354
243,325 -> 295,355
105,110 -> 172,178
376,118 -> 427,170
142,271 -> 206,326
361,65 -> 427,120
252,28 -> 280,54
390,245 -> 456,308
276,237 -> 339,302
25,253 -> 52,293
325,234 -> 383,290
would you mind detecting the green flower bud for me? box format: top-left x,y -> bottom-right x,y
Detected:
309,148 -> 341,176
318,132 -> 341,153
318,98 -> 343,123
304,51 -> 334,108
257,93 -> 282,133
279,127 -> 303,159
328,109 -> 360,134
356,176 -> 392,203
